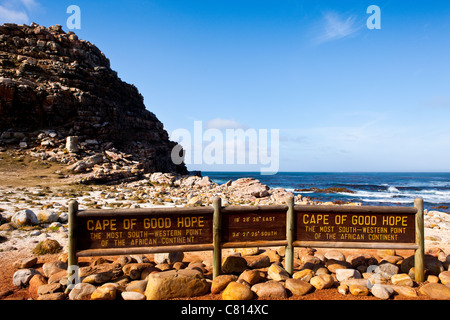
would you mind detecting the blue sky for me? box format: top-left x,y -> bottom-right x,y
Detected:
1,0 -> 450,172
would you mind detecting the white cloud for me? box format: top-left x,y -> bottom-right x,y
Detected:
315,11 -> 362,44
206,118 -> 248,130
0,0 -> 40,24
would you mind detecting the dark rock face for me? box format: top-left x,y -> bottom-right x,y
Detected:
0,23 -> 187,174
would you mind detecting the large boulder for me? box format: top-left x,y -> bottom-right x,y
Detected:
231,178 -> 270,198
11,209 -> 38,228
145,269 -> 210,300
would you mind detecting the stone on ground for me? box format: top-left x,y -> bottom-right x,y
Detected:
145,269 -> 210,300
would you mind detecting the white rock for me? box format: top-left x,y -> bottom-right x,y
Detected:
370,284 -> 394,300
336,269 -> 362,282
121,291 -> 146,300
13,268 -> 40,287
11,209 -> 38,227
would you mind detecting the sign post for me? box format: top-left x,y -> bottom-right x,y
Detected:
414,197 -> 425,282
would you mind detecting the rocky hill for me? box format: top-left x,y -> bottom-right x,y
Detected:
0,23 -> 187,182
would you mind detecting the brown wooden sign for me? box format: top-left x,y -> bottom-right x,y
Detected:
295,211 -> 415,243
221,206 -> 286,243
67,197 -> 425,282
76,213 -> 214,251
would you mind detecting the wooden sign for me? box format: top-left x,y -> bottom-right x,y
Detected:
67,197 -> 425,282
76,213 -> 213,251
296,211 -> 415,243
221,206 -> 286,243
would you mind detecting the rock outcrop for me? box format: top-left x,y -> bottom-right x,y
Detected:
0,23 -> 187,175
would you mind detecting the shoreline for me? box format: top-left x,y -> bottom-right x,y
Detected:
1,171 -> 449,254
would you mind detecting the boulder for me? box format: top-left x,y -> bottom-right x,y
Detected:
126,279 -> 148,294
391,273 -> 413,287
244,254 -> 271,269
90,283 -> 117,300
374,262 -> 399,280
267,263 -> 290,281
82,271 -> 114,284
285,278 -> 313,296
370,284 -> 394,300
32,239 -> 62,255
222,281 -> 253,300
37,283 -> 64,296
145,269 -> 210,300
439,271 -> 450,285
310,274 -> 334,290
68,283 -> 96,300
391,285 -> 418,298
251,281 -> 288,299
324,250 -> 346,262
231,178 -> 270,198
238,270 -> 263,286
37,292 -> 66,300
293,269 -> 315,282
36,210 -> 59,224
349,284 -> 369,296
28,274 -> 47,299
13,268 -> 40,287
335,269 -> 362,282
66,136 -> 79,152
419,283 -> 450,299
211,275 -> 238,294
13,257 -> 38,269
222,255 -> 248,274
11,209 -> 38,227
122,291 -> 146,300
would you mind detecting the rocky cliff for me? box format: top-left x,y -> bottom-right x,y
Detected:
0,23 -> 187,177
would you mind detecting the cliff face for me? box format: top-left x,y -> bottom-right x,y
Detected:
0,23 -> 187,175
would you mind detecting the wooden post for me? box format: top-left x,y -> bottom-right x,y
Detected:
414,198 -> 425,282
212,197 -> 222,279
66,200 -> 79,293
285,196 -> 295,275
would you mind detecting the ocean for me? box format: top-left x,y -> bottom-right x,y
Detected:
203,172 -> 450,212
